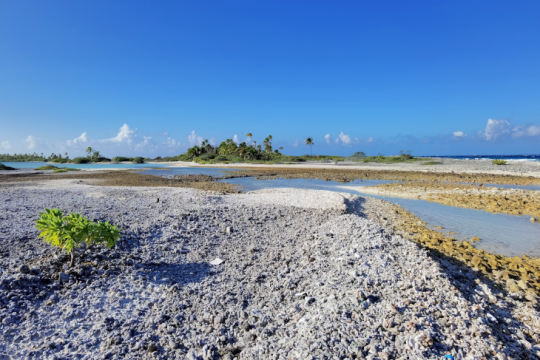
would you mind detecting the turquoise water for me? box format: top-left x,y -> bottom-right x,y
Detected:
141,168 -> 244,177
221,177 -> 540,257
1,161 -> 176,169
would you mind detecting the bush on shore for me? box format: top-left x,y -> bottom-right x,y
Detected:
493,159 -> 507,165
72,157 -> 91,164
112,156 -> 133,162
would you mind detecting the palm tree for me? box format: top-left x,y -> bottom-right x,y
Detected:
246,132 -> 253,145
305,137 -> 314,157
85,147 -> 93,158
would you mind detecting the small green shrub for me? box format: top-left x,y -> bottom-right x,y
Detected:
132,157 -> 145,164
492,159 -> 507,165
35,165 -> 59,170
421,161 -> 442,165
53,168 -> 80,173
73,157 -> 91,164
36,209 -> 121,267
52,158 -> 70,164
112,156 -> 133,162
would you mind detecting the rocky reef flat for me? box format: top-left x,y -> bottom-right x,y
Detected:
1,181 -> 540,359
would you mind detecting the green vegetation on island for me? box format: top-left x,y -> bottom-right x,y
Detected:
354,150 -> 422,164
492,159 -> 507,165
176,135 -> 344,164
1,137 -> 426,166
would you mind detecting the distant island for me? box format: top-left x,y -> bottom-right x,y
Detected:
0,135 -> 425,166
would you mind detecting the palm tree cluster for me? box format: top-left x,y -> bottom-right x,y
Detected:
182,134 -> 283,161
85,147 -> 105,162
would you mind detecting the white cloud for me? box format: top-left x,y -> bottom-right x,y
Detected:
135,136 -> 153,150
67,132 -> 89,145
292,139 -> 298,147
104,124 -> 136,143
165,137 -> 181,147
25,135 -> 42,149
233,134 -> 239,144
484,119 -> 510,141
453,131 -> 465,137
337,131 -> 351,145
188,130 -> 203,146
324,134 -> 331,144
366,137 -> 374,143
354,137 -> 360,144
1,141 -> 12,150
160,132 -> 169,137
512,125 -> 540,138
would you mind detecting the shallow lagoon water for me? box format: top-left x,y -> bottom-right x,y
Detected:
221,176 -> 540,258
142,168 -> 244,177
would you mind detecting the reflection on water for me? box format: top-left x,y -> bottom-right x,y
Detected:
221,177 -> 540,257
140,168 -> 244,178
481,183 -> 540,191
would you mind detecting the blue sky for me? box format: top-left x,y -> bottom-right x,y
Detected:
1,0 -> 539,157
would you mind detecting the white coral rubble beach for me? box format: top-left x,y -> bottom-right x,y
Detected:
0,183 -> 539,359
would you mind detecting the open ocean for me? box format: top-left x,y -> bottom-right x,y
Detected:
427,154 -> 540,162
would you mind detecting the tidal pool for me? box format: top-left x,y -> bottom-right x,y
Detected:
220,176 -> 540,258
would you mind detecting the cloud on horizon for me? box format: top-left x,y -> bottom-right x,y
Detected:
25,135 -> 43,150
62,124 -> 184,156
4,118 -> 540,157
188,130 -> 203,146
484,119 -> 511,141
1,141 -> 12,150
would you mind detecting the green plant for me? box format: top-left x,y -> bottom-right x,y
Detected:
112,156 -> 133,162
35,165 -> 59,170
132,157 -> 145,163
53,168 -> 80,173
351,151 -> 366,158
492,159 -> 507,165
73,157 -> 91,164
421,161 -> 442,165
305,137 -> 314,157
36,209 -> 121,267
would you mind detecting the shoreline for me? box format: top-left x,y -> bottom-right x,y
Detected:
0,182 -> 539,358
170,157 -> 540,178
3,157 -> 540,177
